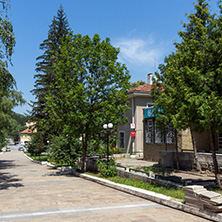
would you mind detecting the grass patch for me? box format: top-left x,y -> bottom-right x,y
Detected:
26,153 -> 77,168
29,155 -> 48,162
54,163 -> 78,168
85,173 -> 184,201
25,153 -> 48,162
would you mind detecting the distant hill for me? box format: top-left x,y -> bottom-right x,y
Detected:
9,112 -> 30,143
11,112 -> 29,126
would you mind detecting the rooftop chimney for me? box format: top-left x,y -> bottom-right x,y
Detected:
148,73 -> 153,85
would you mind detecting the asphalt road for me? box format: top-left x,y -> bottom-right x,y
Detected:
8,144 -> 22,152
0,151 -> 210,221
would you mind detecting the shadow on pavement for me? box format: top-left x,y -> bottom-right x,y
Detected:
0,160 -> 16,170
0,160 -> 24,190
45,171 -> 75,177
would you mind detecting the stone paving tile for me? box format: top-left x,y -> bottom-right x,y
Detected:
0,151 -> 210,221
9,209 -> 208,222
1,204 -> 209,222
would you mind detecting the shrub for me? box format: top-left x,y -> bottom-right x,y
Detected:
97,158 -> 117,178
143,166 -> 173,177
49,135 -> 82,166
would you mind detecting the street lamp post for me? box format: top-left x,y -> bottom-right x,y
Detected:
103,122 -> 113,165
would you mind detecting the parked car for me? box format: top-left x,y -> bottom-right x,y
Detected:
18,147 -> 25,151
6,147 -> 11,152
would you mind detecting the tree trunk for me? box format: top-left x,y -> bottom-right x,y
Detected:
190,126 -> 202,172
81,134 -> 88,172
209,127 -> 221,188
175,130 -> 180,170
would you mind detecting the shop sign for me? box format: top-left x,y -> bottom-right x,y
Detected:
131,131 -> 136,137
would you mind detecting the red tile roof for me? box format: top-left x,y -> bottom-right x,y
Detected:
129,84 -> 152,93
20,128 -> 33,134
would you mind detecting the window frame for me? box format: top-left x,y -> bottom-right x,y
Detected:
145,118 -> 154,144
165,124 -> 175,145
144,118 -> 175,145
118,131 -> 125,148
154,120 -> 164,144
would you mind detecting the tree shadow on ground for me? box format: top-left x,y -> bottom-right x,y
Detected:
0,160 -> 24,190
45,171 -> 75,177
0,159 -> 16,170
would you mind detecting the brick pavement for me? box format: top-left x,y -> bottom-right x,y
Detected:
0,151 -> 209,221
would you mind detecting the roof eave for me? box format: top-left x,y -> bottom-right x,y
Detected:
127,91 -> 151,98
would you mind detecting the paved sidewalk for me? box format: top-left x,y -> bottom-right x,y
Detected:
0,151 -> 209,221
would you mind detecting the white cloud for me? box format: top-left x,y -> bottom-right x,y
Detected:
113,35 -> 172,82
114,37 -> 165,67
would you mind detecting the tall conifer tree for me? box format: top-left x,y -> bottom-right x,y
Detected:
152,0 -> 222,186
31,5 -> 71,139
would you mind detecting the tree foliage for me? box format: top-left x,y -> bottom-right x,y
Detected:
27,131 -> 46,156
43,33 -> 130,171
151,0 -> 222,186
0,1 -> 24,148
130,80 -> 146,89
7,112 -> 29,143
30,5 -> 71,139
49,135 -> 82,166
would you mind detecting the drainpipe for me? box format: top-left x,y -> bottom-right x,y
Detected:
132,97 -> 135,124
132,97 -> 135,154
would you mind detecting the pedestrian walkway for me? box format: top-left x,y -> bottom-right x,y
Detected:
0,150 -> 209,221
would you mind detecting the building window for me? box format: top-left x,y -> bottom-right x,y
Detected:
165,125 -> 175,144
145,119 -> 154,144
145,118 -> 175,144
155,124 -> 164,144
119,132 -> 125,148
218,133 -> 222,151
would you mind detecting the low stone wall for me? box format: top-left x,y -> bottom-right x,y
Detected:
117,168 -> 182,189
159,151 -> 222,171
77,156 -> 182,188
113,153 -> 143,159
77,156 -> 101,172
185,185 -> 222,213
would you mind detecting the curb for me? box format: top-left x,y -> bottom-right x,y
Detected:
22,152 -> 57,168
70,169 -> 222,222
22,153 -> 72,170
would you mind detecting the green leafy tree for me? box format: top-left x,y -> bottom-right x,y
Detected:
8,112 -> 29,143
44,33 -> 130,172
130,80 -> 146,89
11,112 -> 29,126
30,5 -> 71,140
0,0 -> 24,148
49,135 -> 82,166
152,0 -> 222,187
27,131 -> 46,156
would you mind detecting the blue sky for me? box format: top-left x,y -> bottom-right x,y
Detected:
9,0 -> 219,114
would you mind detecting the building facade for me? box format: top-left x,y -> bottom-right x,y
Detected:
20,128 -> 33,145
118,75 -> 217,161
117,83 -> 153,154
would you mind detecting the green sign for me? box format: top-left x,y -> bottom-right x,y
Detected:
144,107 -> 162,118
